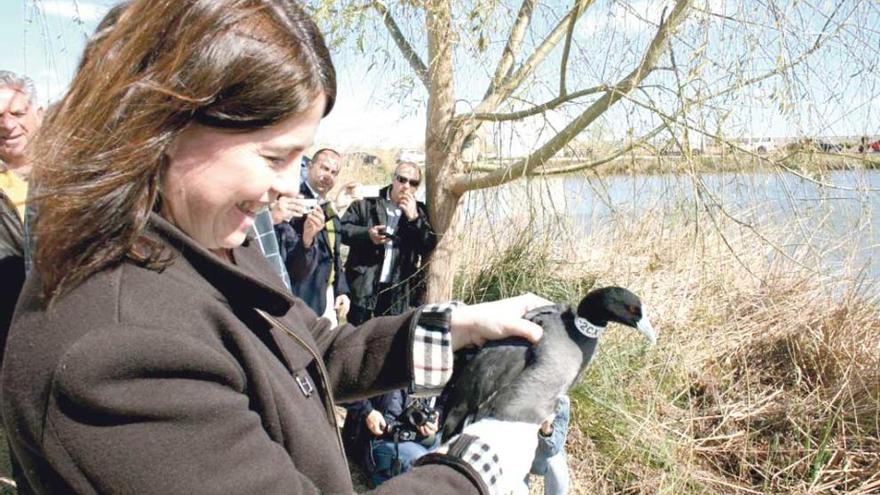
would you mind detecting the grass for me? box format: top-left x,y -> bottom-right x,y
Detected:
451,206 -> 879,494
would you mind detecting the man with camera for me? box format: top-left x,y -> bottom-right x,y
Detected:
339,161 -> 436,325
271,148 -> 350,325
343,389 -> 442,486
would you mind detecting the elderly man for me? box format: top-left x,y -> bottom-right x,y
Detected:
0,69 -> 42,490
272,148 -> 350,325
1,70 -> 42,346
339,161 -> 436,324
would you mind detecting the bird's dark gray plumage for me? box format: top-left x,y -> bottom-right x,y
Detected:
440,286 -> 655,440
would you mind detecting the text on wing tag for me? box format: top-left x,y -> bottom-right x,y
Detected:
574,317 -> 606,339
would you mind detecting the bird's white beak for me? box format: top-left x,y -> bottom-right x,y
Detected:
636,315 -> 657,345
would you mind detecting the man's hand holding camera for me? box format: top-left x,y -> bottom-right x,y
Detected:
301,206 -> 325,249
270,194 -> 326,248
368,225 -> 391,245
365,410 -> 386,437
386,401 -> 439,441
416,419 -> 438,439
270,194 -> 320,222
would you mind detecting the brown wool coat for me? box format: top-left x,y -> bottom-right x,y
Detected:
1,214 -> 483,494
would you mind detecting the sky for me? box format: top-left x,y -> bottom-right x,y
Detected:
2,0 -> 878,156
0,0 -> 427,150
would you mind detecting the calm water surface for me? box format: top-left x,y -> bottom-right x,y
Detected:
462,169 -> 879,287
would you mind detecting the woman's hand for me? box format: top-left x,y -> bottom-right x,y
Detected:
334,181 -> 362,211
449,293 -> 552,351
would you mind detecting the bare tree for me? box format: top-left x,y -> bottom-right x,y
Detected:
310,0 -> 879,300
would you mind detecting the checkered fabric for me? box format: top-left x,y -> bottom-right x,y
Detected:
410,302 -> 458,396
447,434 -> 504,495
250,208 -> 292,292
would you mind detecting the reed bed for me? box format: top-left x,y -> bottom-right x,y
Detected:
453,203 -> 879,494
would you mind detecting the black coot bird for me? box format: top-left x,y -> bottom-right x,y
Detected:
440,286 -> 656,439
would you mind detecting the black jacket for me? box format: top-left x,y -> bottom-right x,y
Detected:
0,190 -> 25,368
340,186 -> 436,313
275,183 -> 349,316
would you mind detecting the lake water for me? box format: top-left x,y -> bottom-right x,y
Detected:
461,169 -> 879,289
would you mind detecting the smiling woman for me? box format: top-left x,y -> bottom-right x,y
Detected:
161,98 -> 325,260
30,0 -> 336,299
0,1 -> 550,494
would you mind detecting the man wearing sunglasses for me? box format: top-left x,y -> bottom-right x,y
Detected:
340,161 -> 436,325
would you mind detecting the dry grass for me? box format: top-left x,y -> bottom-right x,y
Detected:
332,158 -> 879,492
453,204 -> 879,494
334,161 -> 393,192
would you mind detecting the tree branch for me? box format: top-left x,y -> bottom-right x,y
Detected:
465,112 -> 672,175
487,0 -> 536,96
452,0 -> 693,195
559,0 -> 583,97
535,123 -> 668,176
371,1 -> 429,89
460,84 -> 606,122
472,0 -> 596,118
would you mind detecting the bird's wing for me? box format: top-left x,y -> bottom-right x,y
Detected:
439,304 -> 571,439
483,304 -> 576,423
439,339 -> 534,440
522,303 -> 567,322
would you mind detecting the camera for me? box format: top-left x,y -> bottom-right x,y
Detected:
376,226 -> 395,240
402,401 -> 438,428
300,198 -> 319,214
383,401 -> 438,443
384,421 -> 418,442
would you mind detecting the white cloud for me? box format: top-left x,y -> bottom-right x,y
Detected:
37,0 -> 109,23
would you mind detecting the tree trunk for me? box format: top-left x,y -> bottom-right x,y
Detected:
423,0 -> 462,303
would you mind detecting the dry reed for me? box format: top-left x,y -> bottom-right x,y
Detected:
453,200 -> 879,494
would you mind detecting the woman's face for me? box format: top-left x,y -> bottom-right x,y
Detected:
161,97 -> 325,256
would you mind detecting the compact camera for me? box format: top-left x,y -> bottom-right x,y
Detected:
300,198 -> 319,213
301,199 -> 336,219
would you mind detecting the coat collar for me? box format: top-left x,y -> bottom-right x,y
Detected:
375,185 -> 396,225
149,212 -> 293,316
301,181 -> 319,200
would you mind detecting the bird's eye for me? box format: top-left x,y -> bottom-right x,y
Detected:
627,304 -> 638,315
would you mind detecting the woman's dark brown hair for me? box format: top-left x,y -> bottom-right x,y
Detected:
30,0 -> 336,302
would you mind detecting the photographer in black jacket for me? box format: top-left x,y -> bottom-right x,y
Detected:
339,161 -> 435,324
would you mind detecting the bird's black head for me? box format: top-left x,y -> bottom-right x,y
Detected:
575,287 -> 656,343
